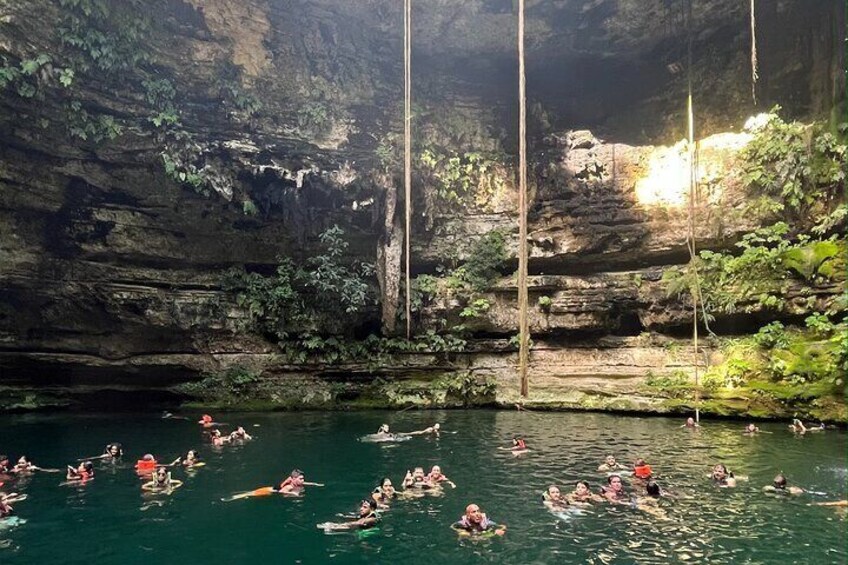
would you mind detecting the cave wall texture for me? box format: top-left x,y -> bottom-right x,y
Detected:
0,0 -> 844,416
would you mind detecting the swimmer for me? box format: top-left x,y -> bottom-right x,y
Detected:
170,450 -> 202,468
763,473 -> 803,495
372,477 -> 395,508
451,503 -> 506,536
597,455 -> 627,472
198,414 -> 215,427
0,455 -> 9,475
318,499 -> 380,531
634,481 -> 671,520
210,429 -> 230,447
142,467 -> 183,492
0,493 -> 15,518
79,443 -> 123,462
427,465 -> 456,488
681,417 -> 700,429
498,436 -> 528,454
402,467 -> 435,490
567,481 -> 604,505
406,423 -> 441,436
633,458 -> 653,480
542,485 -> 569,511
228,426 -> 253,442
65,461 -> 94,483
743,423 -> 761,434
601,475 -> 630,504
12,456 -> 59,474
789,419 -> 807,434
278,469 -> 324,495
710,463 -> 737,487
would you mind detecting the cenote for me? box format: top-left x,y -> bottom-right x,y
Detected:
0,411 -> 846,563
0,1 -> 846,563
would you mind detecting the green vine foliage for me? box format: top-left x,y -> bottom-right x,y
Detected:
419,149 -> 506,206
223,226 -> 376,341
740,108 -> 846,233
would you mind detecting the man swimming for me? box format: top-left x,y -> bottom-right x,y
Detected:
403,467 -> 435,490
597,455 -> 626,472
542,486 -> 569,510
743,423 -> 761,434
65,461 -> 94,483
278,469 -> 323,495
228,426 -> 253,442
763,473 -> 803,495
451,503 -> 506,536
318,499 -> 380,531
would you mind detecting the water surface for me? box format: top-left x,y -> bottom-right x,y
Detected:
1,411 -> 845,564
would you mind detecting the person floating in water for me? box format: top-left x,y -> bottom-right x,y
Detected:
743,423 -> 761,434
228,426 -> 253,442
567,481 -> 604,505
406,423 -> 441,436
789,419 -> 825,434
499,436 -> 528,454
0,455 -> 10,476
372,477 -> 395,508
451,503 -> 506,536
681,417 -> 700,429
135,454 -> 159,475
427,465 -> 456,488
710,464 -> 737,487
65,461 -> 94,484
634,480 -> 671,520
278,469 -> 323,495
142,467 -> 183,493
597,455 -> 627,472
170,450 -> 202,469
402,467 -> 435,490
601,475 -> 630,504
318,499 -> 380,531
763,473 -> 803,495
77,443 -> 123,463
210,429 -> 230,447
198,414 -> 215,428
633,458 -> 653,480
0,492 -> 16,518
12,456 -> 59,474
542,485 -> 569,511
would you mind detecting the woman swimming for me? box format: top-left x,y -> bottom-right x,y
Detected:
542,486 -> 569,510
601,475 -> 630,504
228,427 -> 253,442
372,477 -> 395,508
567,481 -> 604,505
710,464 -> 737,487
169,450 -> 202,468
65,461 -> 94,484
427,465 -> 456,488
633,458 -> 653,480
12,456 -> 58,474
142,467 -> 183,493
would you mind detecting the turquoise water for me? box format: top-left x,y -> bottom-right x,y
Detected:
0,410 -> 845,564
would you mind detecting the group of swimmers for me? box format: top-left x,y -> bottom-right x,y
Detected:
2,414 -> 846,530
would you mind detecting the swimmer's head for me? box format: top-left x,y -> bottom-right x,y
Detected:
17,456 -> 28,465
607,475 -> 623,490
547,485 -> 561,499
380,477 -> 394,491
378,424 -> 389,434
82,461 -> 93,473
290,469 -> 305,486
646,480 -> 661,497
430,465 -> 442,475
107,443 -> 122,456
360,499 -> 377,515
465,503 -> 483,522
745,423 -> 757,432
686,417 -> 695,426
634,458 -> 647,467
575,481 -> 590,495
605,455 -> 616,466
712,464 -> 729,479
142,454 -> 155,461
155,468 -> 168,481
773,474 -> 787,489
433,423 -> 440,431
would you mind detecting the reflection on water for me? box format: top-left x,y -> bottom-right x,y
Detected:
0,410 -> 845,564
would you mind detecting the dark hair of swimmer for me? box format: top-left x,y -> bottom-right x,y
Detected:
380,477 -> 391,488
82,461 -> 94,473
576,480 -> 591,490
361,499 -> 378,511
290,469 -> 304,478
773,473 -> 787,489
607,474 -> 621,485
646,481 -> 661,497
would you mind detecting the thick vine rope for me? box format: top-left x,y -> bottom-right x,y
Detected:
404,0 -> 412,339
518,0 -> 530,398
751,0 -> 758,104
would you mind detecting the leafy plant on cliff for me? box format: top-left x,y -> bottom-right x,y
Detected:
419,148 -> 506,207
739,109 -> 846,232
223,226 -> 376,340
